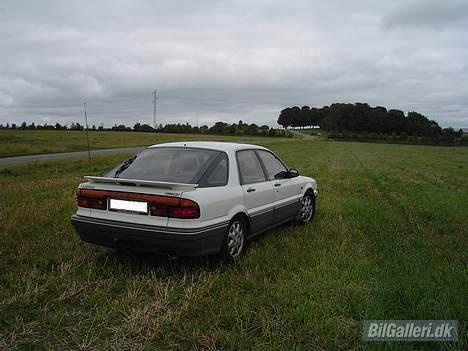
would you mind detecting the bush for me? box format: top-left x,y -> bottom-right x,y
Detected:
342,130 -> 352,139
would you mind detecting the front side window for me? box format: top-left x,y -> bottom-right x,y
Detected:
237,150 -> 266,184
106,147 -> 219,183
256,150 -> 288,180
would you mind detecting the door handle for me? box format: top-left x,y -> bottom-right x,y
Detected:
274,183 -> 281,187
246,187 -> 256,193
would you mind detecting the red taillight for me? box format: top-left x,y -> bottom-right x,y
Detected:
149,205 -> 199,219
149,205 -> 168,217
77,197 -> 89,207
75,188 -> 200,218
76,189 -> 107,210
149,198 -> 199,219
168,206 -> 199,219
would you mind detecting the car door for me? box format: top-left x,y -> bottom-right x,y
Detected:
255,149 -> 300,224
236,150 -> 274,233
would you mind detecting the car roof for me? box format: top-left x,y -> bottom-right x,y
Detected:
148,141 -> 268,152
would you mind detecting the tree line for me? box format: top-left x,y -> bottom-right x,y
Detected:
0,120 -> 289,137
0,121 -> 96,131
278,103 -> 464,141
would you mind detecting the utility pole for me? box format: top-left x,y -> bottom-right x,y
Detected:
83,102 -> 91,160
152,89 -> 158,129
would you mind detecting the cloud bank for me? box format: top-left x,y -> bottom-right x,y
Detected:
0,0 -> 467,127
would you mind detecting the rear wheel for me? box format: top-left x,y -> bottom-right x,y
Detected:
221,216 -> 247,262
296,192 -> 315,224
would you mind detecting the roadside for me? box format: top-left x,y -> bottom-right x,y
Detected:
0,130 -> 290,158
289,129 -> 320,140
0,146 -> 144,167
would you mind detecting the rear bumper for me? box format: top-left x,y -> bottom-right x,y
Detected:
71,214 -> 227,256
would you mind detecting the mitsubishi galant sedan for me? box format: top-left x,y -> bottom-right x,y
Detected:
71,142 -> 318,261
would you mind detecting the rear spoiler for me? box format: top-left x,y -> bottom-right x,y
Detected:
83,176 -> 198,191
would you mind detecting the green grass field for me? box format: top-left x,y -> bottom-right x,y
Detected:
0,138 -> 467,350
0,130 -> 287,158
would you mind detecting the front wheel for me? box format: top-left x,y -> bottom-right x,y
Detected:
221,217 -> 247,262
296,192 -> 315,224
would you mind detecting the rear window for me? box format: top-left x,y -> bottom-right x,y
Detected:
106,147 -> 220,183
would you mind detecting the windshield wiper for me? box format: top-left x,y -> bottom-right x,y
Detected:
114,155 -> 137,178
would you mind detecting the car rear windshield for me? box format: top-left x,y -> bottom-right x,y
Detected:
106,147 -> 220,183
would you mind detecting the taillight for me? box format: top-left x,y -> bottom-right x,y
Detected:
76,189 -> 107,210
75,188 -> 200,218
168,206 -> 199,219
149,198 -> 200,219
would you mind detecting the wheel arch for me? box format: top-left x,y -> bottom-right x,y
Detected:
305,187 -> 315,197
227,205 -> 251,234
230,211 -> 251,235
301,184 -> 316,199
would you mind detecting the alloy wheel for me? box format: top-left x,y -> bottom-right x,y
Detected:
300,194 -> 314,222
227,220 -> 245,258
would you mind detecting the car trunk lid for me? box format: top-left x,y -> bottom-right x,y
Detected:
77,176 -> 198,227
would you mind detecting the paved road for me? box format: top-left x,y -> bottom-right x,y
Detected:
289,130 -> 320,140
0,146 -> 144,167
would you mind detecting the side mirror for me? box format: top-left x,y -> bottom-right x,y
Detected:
288,168 -> 299,178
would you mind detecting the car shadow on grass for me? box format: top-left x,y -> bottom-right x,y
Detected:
87,220 -> 305,277
90,247 -> 227,276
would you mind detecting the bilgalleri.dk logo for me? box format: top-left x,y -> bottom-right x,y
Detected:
362,320 -> 458,342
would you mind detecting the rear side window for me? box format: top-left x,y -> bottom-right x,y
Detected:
256,150 -> 288,180
200,153 -> 228,187
106,147 -> 219,183
237,150 -> 266,184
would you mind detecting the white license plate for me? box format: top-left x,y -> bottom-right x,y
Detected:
109,199 -> 148,214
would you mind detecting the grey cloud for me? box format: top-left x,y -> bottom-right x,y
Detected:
0,0 -> 467,128
382,0 -> 468,29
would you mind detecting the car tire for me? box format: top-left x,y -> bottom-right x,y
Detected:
296,191 -> 315,224
221,216 -> 247,262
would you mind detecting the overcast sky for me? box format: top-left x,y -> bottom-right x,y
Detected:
0,0 -> 467,128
